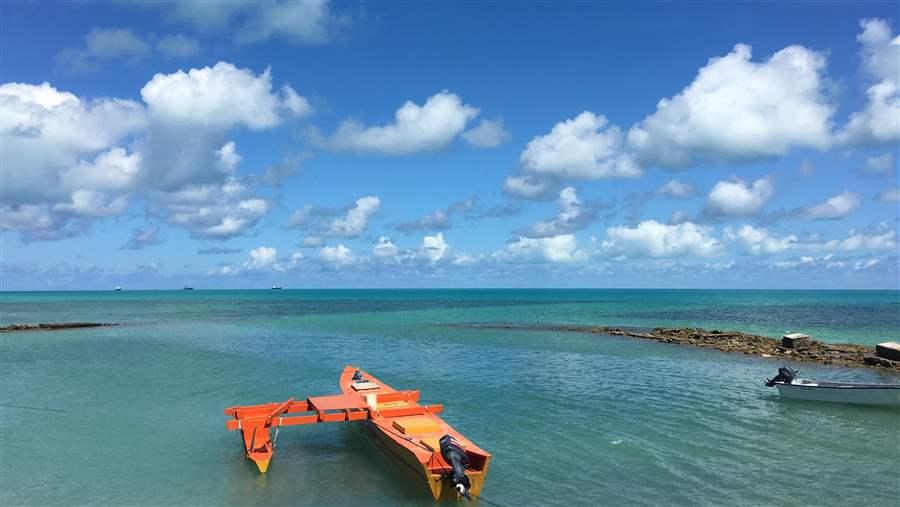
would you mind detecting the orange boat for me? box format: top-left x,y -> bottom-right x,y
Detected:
223,366 -> 492,500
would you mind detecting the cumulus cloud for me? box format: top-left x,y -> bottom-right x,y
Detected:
837,19 -> 900,145
520,111 -> 640,180
657,179 -> 695,198
801,191 -> 861,220
494,234 -> 588,263
317,91 -> 479,154
285,196 -> 380,239
602,220 -> 724,258
462,118 -> 511,147
320,244 -> 354,265
0,82 -> 147,239
628,43 -> 834,167
519,187 -> 606,238
152,178 -> 270,239
420,233 -> 450,264
140,62 -> 307,132
723,225 -> 797,255
373,236 -> 399,258
244,246 -> 278,270
706,177 -> 774,216
328,196 -> 380,238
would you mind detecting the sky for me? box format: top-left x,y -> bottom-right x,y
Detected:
1,0 -> 899,290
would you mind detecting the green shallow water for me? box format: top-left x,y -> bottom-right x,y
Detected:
1,289 -> 899,506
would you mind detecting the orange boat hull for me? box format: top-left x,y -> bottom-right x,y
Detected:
224,366 -> 491,501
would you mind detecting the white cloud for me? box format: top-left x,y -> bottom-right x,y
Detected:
319,91 -> 478,154
462,118 -> 511,147
801,191 -> 860,220
420,233 -> 450,264
658,179 -> 695,198
157,178 -> 270,239
156,34 -> 200,58
520,111 -> 640,179
495,234 -> 588,264
628,44 -> 833,167
215,141 -> 241,173
61,147 -> 143,193
837,19 -> 900,145
56,28 -> 151,72
320,244 -> 354,265
522,186 -> 601,238
817,229 -> 897,251
142,0 -> 348,45
53,189 -> 128,218
502,174 -> 557,200
875,188 -> 900,202
120,227 -> 162,250
373,236 -> 399,258
602,220 -> 724,258
141,62 -> 306,130
859,152 -> 895,177
706,177 -> 774,216
723,225 -> 797,255
244,246 -> 278,270
328,196 -> 380,238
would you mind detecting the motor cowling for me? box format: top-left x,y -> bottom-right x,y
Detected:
765,366 -> 797,387
439,434 -> 471,499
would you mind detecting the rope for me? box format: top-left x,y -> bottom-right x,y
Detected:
476,494 -> 507,507
0,403 -> 66,413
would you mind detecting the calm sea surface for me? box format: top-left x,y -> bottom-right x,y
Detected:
1,289 -> 898,506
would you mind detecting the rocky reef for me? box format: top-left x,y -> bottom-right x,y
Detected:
458,323 -> 900,372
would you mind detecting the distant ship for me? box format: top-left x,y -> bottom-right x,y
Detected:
114,286 -> 122,291
183,286 -> 194,291
272,285 -> 283,290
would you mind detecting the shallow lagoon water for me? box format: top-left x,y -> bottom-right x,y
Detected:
1,289 -> 898,506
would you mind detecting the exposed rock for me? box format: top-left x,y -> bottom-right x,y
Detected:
451,323 -> 899,372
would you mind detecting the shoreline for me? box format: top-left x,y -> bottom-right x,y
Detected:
455,323 -> 900,372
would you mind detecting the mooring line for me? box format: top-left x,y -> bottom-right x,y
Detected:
0,403 -> 67,413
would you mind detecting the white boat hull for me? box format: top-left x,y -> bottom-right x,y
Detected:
775,382 -> 900,406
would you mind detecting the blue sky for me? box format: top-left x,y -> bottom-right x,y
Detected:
1,1 -> 898,290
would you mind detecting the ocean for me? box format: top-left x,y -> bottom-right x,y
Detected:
1,289 -> 898,506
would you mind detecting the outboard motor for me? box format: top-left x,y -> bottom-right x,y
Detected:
439,434 -> 471,499
765,366 -> 797,387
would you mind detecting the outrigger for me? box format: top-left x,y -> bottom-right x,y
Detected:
224,366 -> 492,500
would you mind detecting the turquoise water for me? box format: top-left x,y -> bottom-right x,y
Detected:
1,289 -> 898,506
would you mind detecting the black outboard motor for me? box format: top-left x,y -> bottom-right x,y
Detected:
439,434 -> 471,499
765,366 -> 797,387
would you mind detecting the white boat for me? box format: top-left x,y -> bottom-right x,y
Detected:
766,367 -> 900,406
114,286 -> 122,291
271,285 -> 282,290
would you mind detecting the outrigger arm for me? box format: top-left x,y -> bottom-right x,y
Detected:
224,391 -> 440,473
